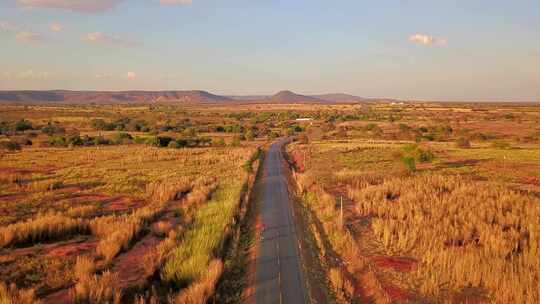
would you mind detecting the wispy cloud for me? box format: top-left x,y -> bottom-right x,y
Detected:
50,22 -> 63,32
17,0 -> 124,13
83,32 -> 139,47
159,0 -> 192,5
95,73 -> 113,79
1,21 -> 44,44
17,70 -> 50,79
0,21 -> 18,32
126,71 -> 136,80
15,31 -> 43,43
409,34 -> 447,46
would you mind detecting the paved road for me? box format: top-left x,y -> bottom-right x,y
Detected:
254,138 -> 307,304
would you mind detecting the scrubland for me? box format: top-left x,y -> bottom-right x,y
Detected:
2,102 -> 540,303
0,104 -> 270,303
287,102 -> 540,303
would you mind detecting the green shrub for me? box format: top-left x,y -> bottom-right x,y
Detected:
14,119 -> 33,131
115,132 -> 133,144
244,130 -> 255,141
214,138 -> 225,146
231,136 -> 242,147
401,156 -> 416,172
269,131 -> 280,139
401,144 -> 435,163
0,140 -> 22,151
42,122 -> 65,135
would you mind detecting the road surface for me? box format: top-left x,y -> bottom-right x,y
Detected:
254,138 -> 307,304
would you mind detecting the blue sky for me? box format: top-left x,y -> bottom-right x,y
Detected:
1,0 -> 539,101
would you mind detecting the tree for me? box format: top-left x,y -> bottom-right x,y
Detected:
244,129 -> 255,141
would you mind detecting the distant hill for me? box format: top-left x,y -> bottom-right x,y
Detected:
312,93 -> 367,103
0,89 -> 385,104
0,90 -> 232,104
267,90 -> 324,104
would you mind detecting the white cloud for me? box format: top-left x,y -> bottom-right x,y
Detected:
50,22 -> 63,32
0,21 -> 18,32
83,32 -> 138,47
17,70 -> 50,79
17,0 -> 124,13
95,73 -> 113,79
15,31 -> 43,43
126,72 -> 136,80
409,34 -> 447,46
159,0 -> 192,5
1,21 -> 45,44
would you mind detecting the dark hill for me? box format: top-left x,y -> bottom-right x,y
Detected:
0,90 -> 232,104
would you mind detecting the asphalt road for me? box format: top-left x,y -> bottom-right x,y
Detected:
254,138 -> 307,304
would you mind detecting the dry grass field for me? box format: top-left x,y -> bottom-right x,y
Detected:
0,104 -> 269,303
288,124 -> 540,303
2,102 -> 540,303
0,144 -> 259,303
284,102 -> 540,303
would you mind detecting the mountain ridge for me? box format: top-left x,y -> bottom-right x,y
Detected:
0,89 -> 379,104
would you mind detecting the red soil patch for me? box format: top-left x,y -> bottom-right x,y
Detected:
384,283 -> 414,301
45,240 -> 98,258
522,176 -> 540,186
112,215 -> 179,289
104,196 -> 145,212
0,207 -> 10,216
58,193 -> 110,204
112,234 -> 160,289
371,256 -> 417,272
43,288 -> 71,304
0,193 -> 27,204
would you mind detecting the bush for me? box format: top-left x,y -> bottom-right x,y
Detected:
214,138 -> 225,147
0,140 -> 22,151
244,130 -> 255,141
231,136 -> 241,147
90,119 -> 115,131
402,144 -> 435,163
401,156 -> 416,172
42,122 -> 65,135
14,119 -> 33,131
455,137 -> 471,148
11,137 -> 32,146
146,136 -> 174,147
491,140 -> 511,149
269,131 -> 280,139
115,132 -> 133,144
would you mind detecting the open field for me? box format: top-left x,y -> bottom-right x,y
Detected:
2,102 -> 540,303
286,102 -> 540,303
0,104 -> 271,303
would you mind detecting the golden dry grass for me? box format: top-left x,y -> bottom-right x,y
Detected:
0,281 -> 39,304
290,139 -> 540,303
72,271 -> 121,304
0,212 -> 88,248
0,143 -> 258,301
349,174 -> 540,303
